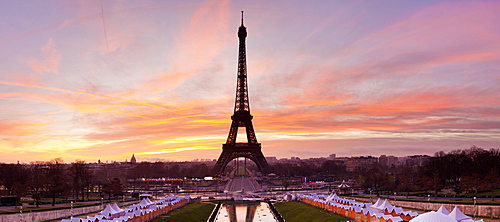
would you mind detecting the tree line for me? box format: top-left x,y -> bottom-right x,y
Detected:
0,159 -> 211,205
269,146 -> 500,197
0,158 -> 92,206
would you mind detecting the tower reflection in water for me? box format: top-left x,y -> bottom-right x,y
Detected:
215,202 -> 277,222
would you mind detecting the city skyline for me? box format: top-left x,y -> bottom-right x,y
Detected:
1,0 -> 499,163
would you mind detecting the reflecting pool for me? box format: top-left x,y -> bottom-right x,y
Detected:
213,201 -> 278,222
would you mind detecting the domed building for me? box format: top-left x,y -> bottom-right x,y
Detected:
130,154 -> 137,164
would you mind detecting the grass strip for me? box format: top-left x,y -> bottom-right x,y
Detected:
149,202 -> 215,222
274,201 -> 351,222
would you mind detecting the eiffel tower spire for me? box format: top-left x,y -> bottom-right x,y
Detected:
235,11 -> 249,113
213,12 -> 269,175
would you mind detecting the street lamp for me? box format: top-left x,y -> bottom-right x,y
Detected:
427,194 -> 430,211
101,197 -> 104,209
394,192 -> 397,206
370,190 -> 372,203
70,201 -> 73,219
19,206 -> 22,222
473,197 -> 477,219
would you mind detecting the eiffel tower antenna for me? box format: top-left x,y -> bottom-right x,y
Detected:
213,12 -> 269,175
241,11 -> 244,26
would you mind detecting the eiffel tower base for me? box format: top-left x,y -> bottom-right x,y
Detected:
213,143 -> 270,175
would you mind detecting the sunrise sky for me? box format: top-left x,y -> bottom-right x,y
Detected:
1,0 -> 499,163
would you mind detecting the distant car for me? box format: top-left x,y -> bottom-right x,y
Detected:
208,196 -> 215,200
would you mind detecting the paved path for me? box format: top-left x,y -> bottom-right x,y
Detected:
227,178 -> 259,192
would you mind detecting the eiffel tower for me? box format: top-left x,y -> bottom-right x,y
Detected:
213,12 -> 270,175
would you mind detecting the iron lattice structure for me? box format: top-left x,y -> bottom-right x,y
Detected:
213,12 -> 270,175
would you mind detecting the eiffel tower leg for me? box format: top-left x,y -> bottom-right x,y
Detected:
249,150 -> 270,174
213,150 -> 232,175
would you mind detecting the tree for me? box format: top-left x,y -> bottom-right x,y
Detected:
0,163 -> 30,197
281,179 -> 290,191
360,167 -> 390,196
28,162 -> 48,207
320,160 -> 347,179
460,173 -> 480,195
396,171 -> 415,197
417,171 -> 444,195
103,178 -> 124,199
69,160 -> 91,201
46,158 -> 68,206
481,168 -> 500,201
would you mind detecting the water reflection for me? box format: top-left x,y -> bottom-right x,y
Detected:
214,201 -> 277,222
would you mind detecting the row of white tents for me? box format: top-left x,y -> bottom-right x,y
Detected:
299,192 -> 484,222
371,197 -> 483,222
61,195 -> 190,222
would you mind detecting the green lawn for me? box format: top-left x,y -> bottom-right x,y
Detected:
149,202 -> 215,222
274,201 -> 351,222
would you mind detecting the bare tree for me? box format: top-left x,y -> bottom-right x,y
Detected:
46,158 -> 68,206
28,162 -> 48,207
69,160 -> 91,201
103,178 -> 124,200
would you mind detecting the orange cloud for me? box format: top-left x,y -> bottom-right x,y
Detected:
0,119 -> 54,137
0,80 -> 173,112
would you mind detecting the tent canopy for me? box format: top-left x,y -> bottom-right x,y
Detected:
437,204 -> 450,215
448,206 -> 471,221
410,211 -> 456,222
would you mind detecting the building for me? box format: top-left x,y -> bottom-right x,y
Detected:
405,155 -> 430,166
379,155 -> 398,167
265,157 -> 278,164
344,156 -> 378,171
130,154 -> 137,164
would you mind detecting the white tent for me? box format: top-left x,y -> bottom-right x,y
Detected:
377,199 -> 393,211
437,204 -> 450,215
139,198 -> 153,207
112,202 -> 124,213
371,198 -> 382,208
448,206 -> 471,222
100,204 -> 119,217
325,192 -> 339,201
338,180 -> 350,188
410,211 -> 456,222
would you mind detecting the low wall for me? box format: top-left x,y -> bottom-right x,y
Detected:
0,201 -> 136,222
352,197 -> 499,218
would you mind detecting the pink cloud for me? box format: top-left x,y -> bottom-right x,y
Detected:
0,119 -> 54,137
339,1 -> 500,72
25,38 -> 60,75
141,0 -> 231,91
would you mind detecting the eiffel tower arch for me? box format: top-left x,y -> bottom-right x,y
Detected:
213,12 -> 270,175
